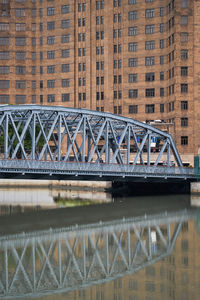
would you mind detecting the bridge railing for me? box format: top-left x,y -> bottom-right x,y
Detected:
0,159 -> 195,178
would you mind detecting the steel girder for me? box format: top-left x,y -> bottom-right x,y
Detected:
0,209 -> 191,299
0,105 -> 183,167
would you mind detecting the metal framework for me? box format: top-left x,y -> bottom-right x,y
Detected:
0,105 -> 195,180
0,209 -> 191,299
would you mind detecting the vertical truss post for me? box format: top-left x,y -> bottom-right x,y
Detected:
127,126 -> 130,165
105,121 -> 109,163
147,133 -> 151,166
82,236 -> 86,280
82,117 -> 86,162
167,224 -> 171,246
127,228 -> 131,267
57,115 -> 62,161
4,246 -> 8,293
106,232 -> 110,275
4,113 -> 8,159
58,239 -> 62,286
31,113 -> 36,160
32,241 -> 36,291
148,226 -> 152,258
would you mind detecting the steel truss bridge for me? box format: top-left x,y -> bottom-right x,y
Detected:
0,209 -> 193,299
0,105 -> 196,181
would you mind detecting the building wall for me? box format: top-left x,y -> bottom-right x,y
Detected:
0,0 -> 199,162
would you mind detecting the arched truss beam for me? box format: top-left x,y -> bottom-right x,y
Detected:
0,105 -> 183,167
0,210 -> 191,299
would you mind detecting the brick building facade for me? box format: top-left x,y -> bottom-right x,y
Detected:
0,0 -> 199,163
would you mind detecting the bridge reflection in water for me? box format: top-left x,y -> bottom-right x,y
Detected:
0,209 -> 193,299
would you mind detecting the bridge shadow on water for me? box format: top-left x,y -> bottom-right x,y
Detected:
111,180 -> 191,197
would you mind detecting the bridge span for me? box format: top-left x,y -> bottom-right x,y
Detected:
0,105 -> 197,181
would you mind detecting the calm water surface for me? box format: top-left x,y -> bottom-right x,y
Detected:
0,187 -> 200,300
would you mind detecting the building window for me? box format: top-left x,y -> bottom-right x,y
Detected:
129,89 -> 138,98
145,72 -> 154,82
181,136 -> 188,145
146,88 -> 155,97
62,49 -> 70,58
160,72 -> 164,80
181,0 -> 188,8
146,9 -> 154,18
32,81 -> 36,89
145,56 -> 154,66
129,73 -> 137,83
39,8 -> 43,17
15,37 -> 26,46
47,65 -> 55,73
129,26 -> 137,36
0,37 -> 9,46
160,103 -> 164,113
16,66 -> 26,74
160,7 -> 164,17
62,5 -> 70,14
0,51 -> 9,60
47,36 -> 55,45
62,79 -> 70,87
181,66 -> 188,76
160,56 -> 164,65
181,84 -> 188,93
181,16 -> 188,26
16,8 -> 25,17
129,42 -> 138,52
40,95 -> 43,103
47,22 -> 55,30
47,80 -> 55,88
62,35 -> 69,43
181,32 -> 188,42
181,49 -> 188,60
160,88 -> 164,97
47,7 -> 54,16
16,95 -> 26,104
62,64 -> 70,72
128,11 -> 138,20
15,23 -> 25,31
160,23 -> 164,33
145,41 -> 155,50
160,39 -> 164,49
129,0 -> 137,4
129,105 -> 138,114
32,95 -> 36,104
0,95 -> 9,104
0,23 -> 9,31
47,94 -> 55,102
145,25 -> 154,34
61,19 -> 70,28
181,101 -> 188,110
0,66 -> 10,74
0,80 -> 9,88
146,104 -> 155,113
15,80 -> 26,89
129,58 -> 138,67
62,93 -> 70,102
181,118 -> 188,127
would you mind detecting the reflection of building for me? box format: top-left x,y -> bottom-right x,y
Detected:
0,0 -> 200,163
71,220 -> 199,300
1,209 -> 199,300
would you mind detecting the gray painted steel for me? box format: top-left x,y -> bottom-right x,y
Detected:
0,209 -> 192,299
0,105 -> 196,180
